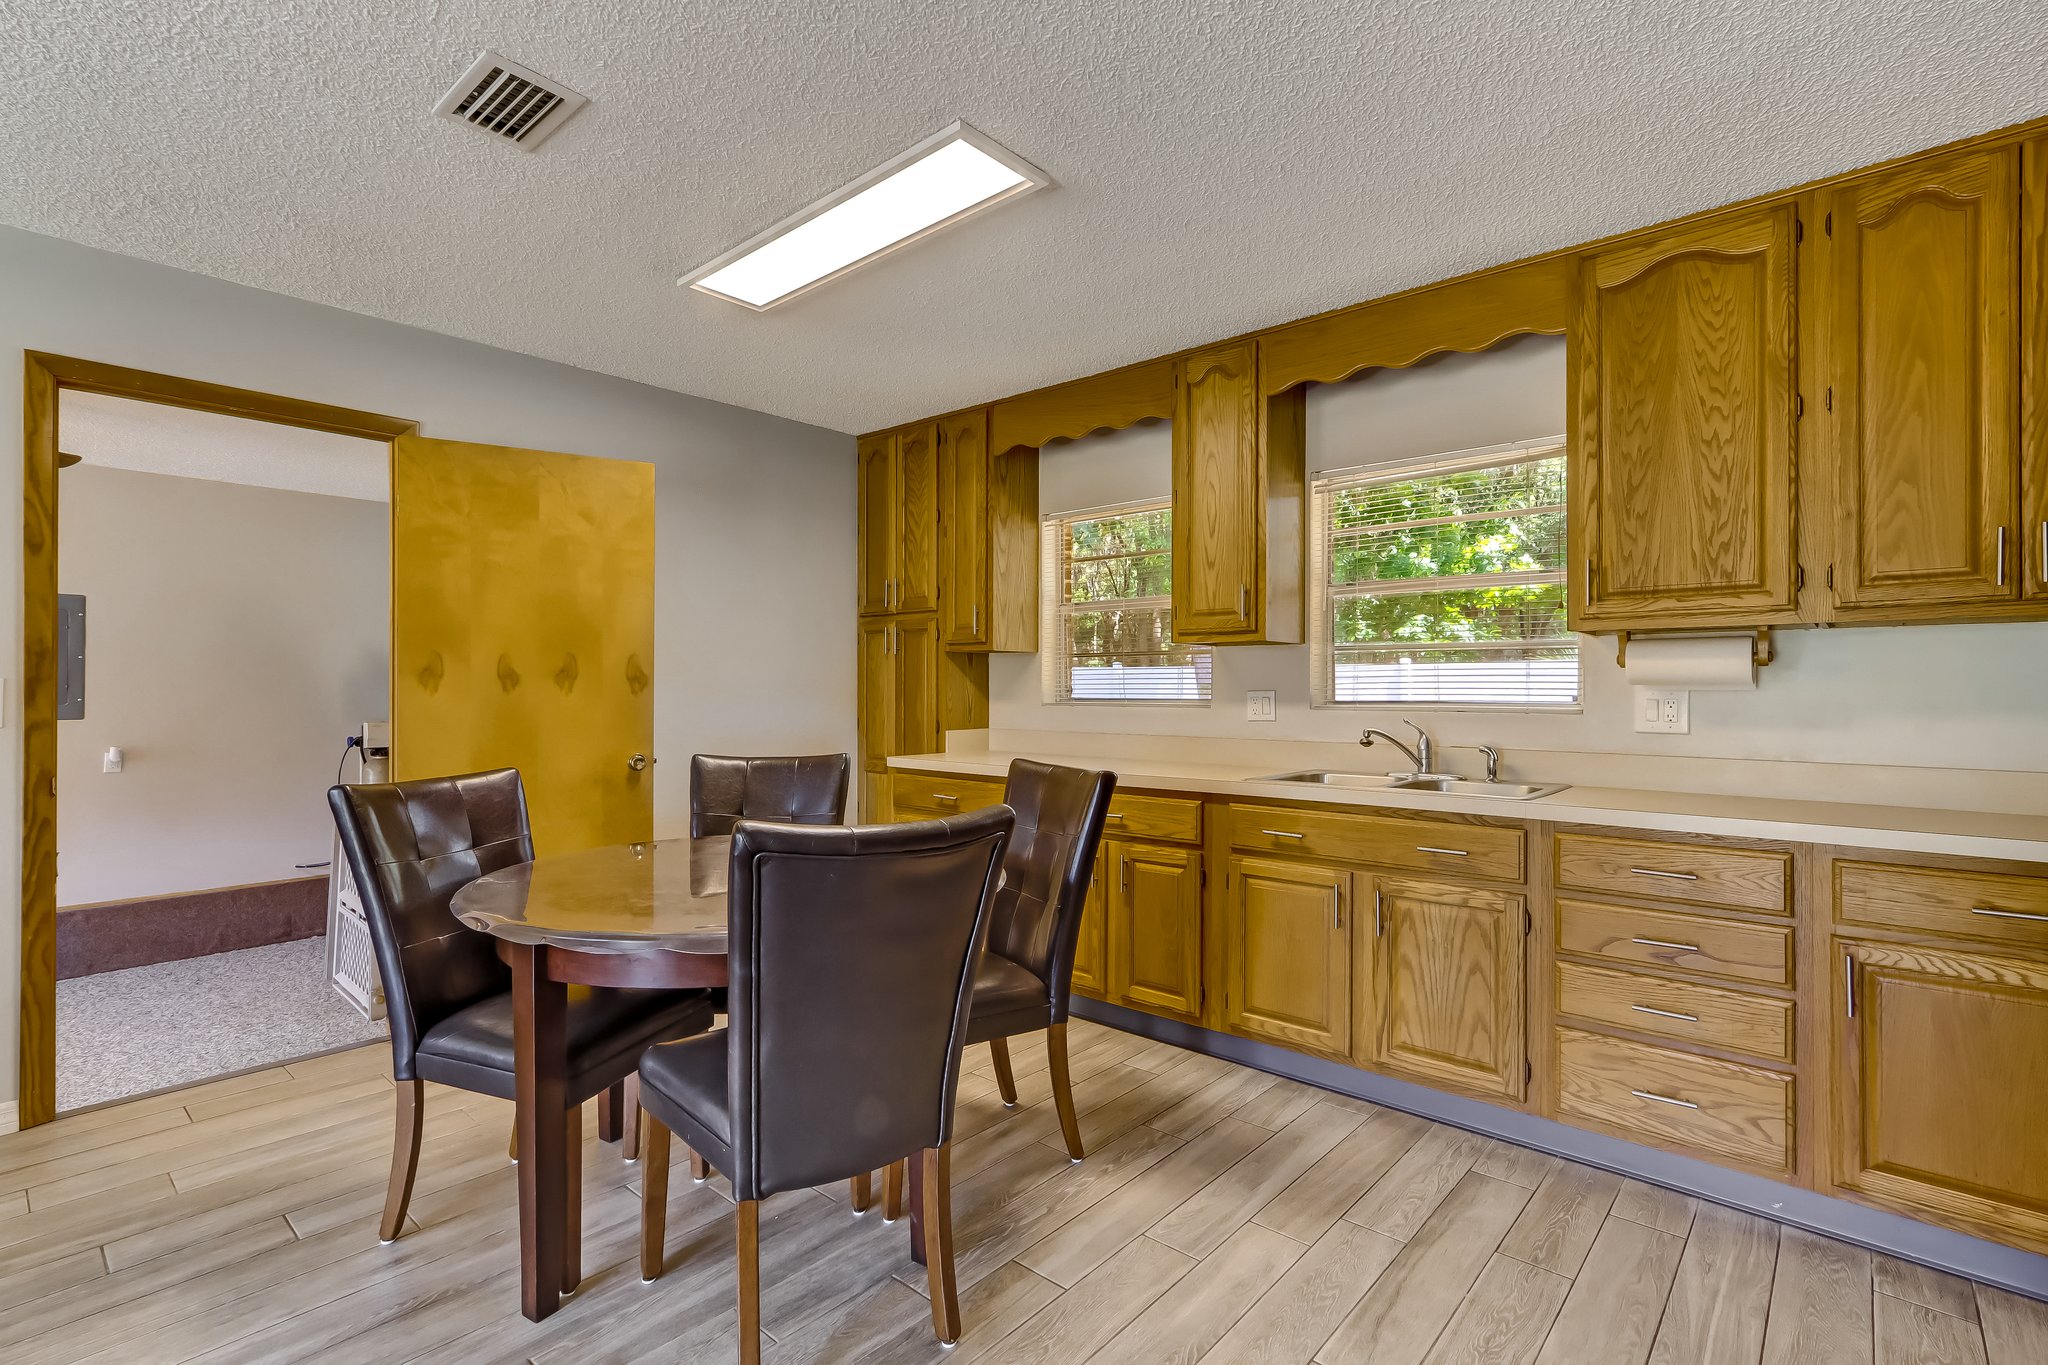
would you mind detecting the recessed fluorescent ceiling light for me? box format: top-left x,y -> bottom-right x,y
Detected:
682,121 -> 1049,310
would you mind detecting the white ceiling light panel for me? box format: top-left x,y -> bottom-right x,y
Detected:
682,121 -> 1050,310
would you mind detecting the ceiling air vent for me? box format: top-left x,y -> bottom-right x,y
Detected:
433,51 -> 588,150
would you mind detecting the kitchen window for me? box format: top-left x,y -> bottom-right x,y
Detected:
1042,499 -> 1212,703
1310,438 -> 1577,708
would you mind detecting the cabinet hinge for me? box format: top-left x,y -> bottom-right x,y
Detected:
1525,1059 -> 1533,1085
1826,563 -> 1835,590
1824,211 -> 1833,236
1795,564 -> 1805,592
1795,393 -> 1804,419
1825,387 -> 1833,412
1795,218 -> 1804,244
1523,908 -> 1532,935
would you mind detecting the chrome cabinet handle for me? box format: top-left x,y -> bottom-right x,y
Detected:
1417,846 -> 1469,857
932,793 -> 959,806
1630,1089 -> 1700,1110
1845,951 -> 1856,1018
972,604 -> 981,634
1631,1004 -> 1699,1023
1584,558 -> 1593,608
1374,887 -> 1385,937
1105,812 -> 1124,823
1334,883 -> 1344,931
1239,583 -> 1249,620
2040,520 -> 2047,584
1261,829 -> 1306,840
1631,936 -> 1700,953
1971,905 -> 2048,923
1996,526 -> 2008,587
1631,867 -> 1699,881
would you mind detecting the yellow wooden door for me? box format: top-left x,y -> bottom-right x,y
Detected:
1224,856 -> 1350,1055
390,435 -> 654,855
1836,938 -> 2048,1252
895,421 -> 941,615
1829,148 -> 2021,611
1173,340 -> 1261,639
856,433 -> 897,616
1070,848 -> 1109,998
1108,843 -> 1203,1019
1368,876 -> 1526,1100
938,409 -> 990,648
1574,204 -> 1800,629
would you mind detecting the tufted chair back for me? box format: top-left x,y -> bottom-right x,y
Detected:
984,760 -> 1116,1015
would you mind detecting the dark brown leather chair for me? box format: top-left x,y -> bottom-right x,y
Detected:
688,753 -> 851,837
329,769 -> 715,1244
968,759 -> 1116,1160
637,809 -> 1014,1359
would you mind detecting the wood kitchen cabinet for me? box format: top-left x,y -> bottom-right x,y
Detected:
1572,204 -> 1801,631
856,421 -> 938,617
1223,856 -> 1351,1056
937,408 -> 1038,652
2022,138 -> 2048,602
855,615 -> 984,789
1835,937 -> 2048,1253
1826,147 -> 2022,614
1171,340 -> 1305,644
1367,875 -> 1528,1101
1071,850 -> 1109,998
1106,842 -> 1203,1020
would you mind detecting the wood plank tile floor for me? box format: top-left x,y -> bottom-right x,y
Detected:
3,1019 -> 2042,1364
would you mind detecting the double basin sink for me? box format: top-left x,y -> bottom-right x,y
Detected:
1258,770 -> 1569,801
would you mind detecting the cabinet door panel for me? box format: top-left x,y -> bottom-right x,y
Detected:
1225,857 -> 1349,1055
1173,340 -> 1261,637
939,410 -> 990,647
892,614 -> 940,759
856,618 -> 895,768
857,434 -> 897,615
1071,850 -> 1108,998
1109,844 -> 1202,1019
1371,876 -> 1526,1100
1836,939 -> 2048,1251
2025,139 -> 2048,600
1576,205 -> 1799,627
1831,148 -> 2019,609
896,422 -> 940,615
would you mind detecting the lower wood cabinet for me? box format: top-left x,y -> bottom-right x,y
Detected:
1835,937 -> 2048,1252
1106,841 -> 1203,1020
1070,849 -> 1108,998
1366,876 -> 1528,1101
1222,857 -> 1351,1056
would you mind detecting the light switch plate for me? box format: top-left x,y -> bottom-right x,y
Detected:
1634,687 -> 1690,734
1245,690 -> 1277,722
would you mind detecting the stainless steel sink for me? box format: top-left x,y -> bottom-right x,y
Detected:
1259,771 -> 1569,800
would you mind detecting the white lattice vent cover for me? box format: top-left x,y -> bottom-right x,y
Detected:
433,51 -> 588,150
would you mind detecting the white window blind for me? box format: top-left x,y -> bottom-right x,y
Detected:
1311,438 -> 1578,708
1042,500 -> 1212,704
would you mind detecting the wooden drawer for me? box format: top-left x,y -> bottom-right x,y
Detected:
1555,1027 -> 1792,1173
1557,899 -> 1793,987
1104,792 -> 1203,844
890,770 -> 1006,818
1555,960 -> 1793,1063
1556,833 -> 1790,915
1229,804 -> 1525,882
1836,859 -> 2048,952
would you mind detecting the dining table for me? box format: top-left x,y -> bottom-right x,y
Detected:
451,834 -> 734,1322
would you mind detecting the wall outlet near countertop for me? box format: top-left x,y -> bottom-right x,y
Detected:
1634,688 -> 1689,734
1245,690 -> 1277,722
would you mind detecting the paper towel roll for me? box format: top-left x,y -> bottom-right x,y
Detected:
1620,634 -> 1757,691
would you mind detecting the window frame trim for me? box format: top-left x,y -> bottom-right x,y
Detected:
1042,496 -> 1213,707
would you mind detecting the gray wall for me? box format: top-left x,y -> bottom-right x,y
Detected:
0,226 -> 856,1105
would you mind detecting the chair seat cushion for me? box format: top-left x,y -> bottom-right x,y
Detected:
638,1030 -> 733,1174
965,952 -> 1050,1044
416,986 -> 714,1104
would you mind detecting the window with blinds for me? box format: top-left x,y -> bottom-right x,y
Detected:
1043,500 -> 1212,703
1310,439 -> 1577,708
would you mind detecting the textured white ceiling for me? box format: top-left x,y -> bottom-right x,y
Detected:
60,391 -> 389,502
5,2 -> 2047,434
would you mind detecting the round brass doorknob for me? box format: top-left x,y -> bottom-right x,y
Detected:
627,754 -> 649,772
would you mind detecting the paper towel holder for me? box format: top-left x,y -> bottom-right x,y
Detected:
1614,627 -> 1774,670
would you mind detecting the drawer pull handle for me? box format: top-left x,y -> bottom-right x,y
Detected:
1630,1088 -> 1700,1110
1261,829 -> 1307,840
932,793 -> 958,805
1630,936 -> 1701,954
1970,905 -> 2048,924
1105,813 -> 1124,823
1416,846 -> 1469,857
1631,1004 -> 1700,1023
1630,867 -> 1700,881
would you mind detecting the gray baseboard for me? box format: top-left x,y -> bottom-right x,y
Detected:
1072,997 -> 2048,1303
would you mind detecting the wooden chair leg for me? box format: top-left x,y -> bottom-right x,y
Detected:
508,1121 -> 519,1162
737,1199 -> 762,1365
621,1076 -> 642,1161
883,1159 -> 905,1221
380,1078 -> 424,1243
598,1081 -> 625,1143
562,1102 -> 583,1293
640,1110 -> 671,1281
989,1036 -> 1019,1107
908,1149 -> 927,1265
1046,1022 -> 1085,1161
849,1170 -> 873,1212
920,1144 -> 961,1344
689,1147 -> 710,1182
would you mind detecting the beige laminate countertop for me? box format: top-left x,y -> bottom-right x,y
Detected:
888,749 -> 2048,864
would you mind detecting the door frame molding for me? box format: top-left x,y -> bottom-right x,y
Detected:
18,351 -> 416,1128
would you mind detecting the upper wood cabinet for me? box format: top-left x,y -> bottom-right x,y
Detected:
1171,341 -> 1306,644
1573,205 -> 1801,631
1366,875 -> 1527,1101
1223,855 -> 1351,1056
937,409 -> 1038,653
856,422 -> 938,617
2019,138 -> 2048,602
1107,842 -> 1203,1021
1827,148 -> 2022,614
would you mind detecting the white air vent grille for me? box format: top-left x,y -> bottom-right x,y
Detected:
433,51 -> 588,150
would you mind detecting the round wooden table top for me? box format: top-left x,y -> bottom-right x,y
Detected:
451,836 -> 731,956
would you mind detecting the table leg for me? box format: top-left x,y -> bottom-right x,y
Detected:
512,942 -> 570,1322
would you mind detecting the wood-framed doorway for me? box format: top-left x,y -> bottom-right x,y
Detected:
17,352 -> 417,1128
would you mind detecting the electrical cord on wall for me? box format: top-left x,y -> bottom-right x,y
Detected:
335,734 -> 364,786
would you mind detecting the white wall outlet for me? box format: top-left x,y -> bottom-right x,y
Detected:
102,746 -> 125,773
1245,689 -> 1277,722
1633,688 -> 1690,735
